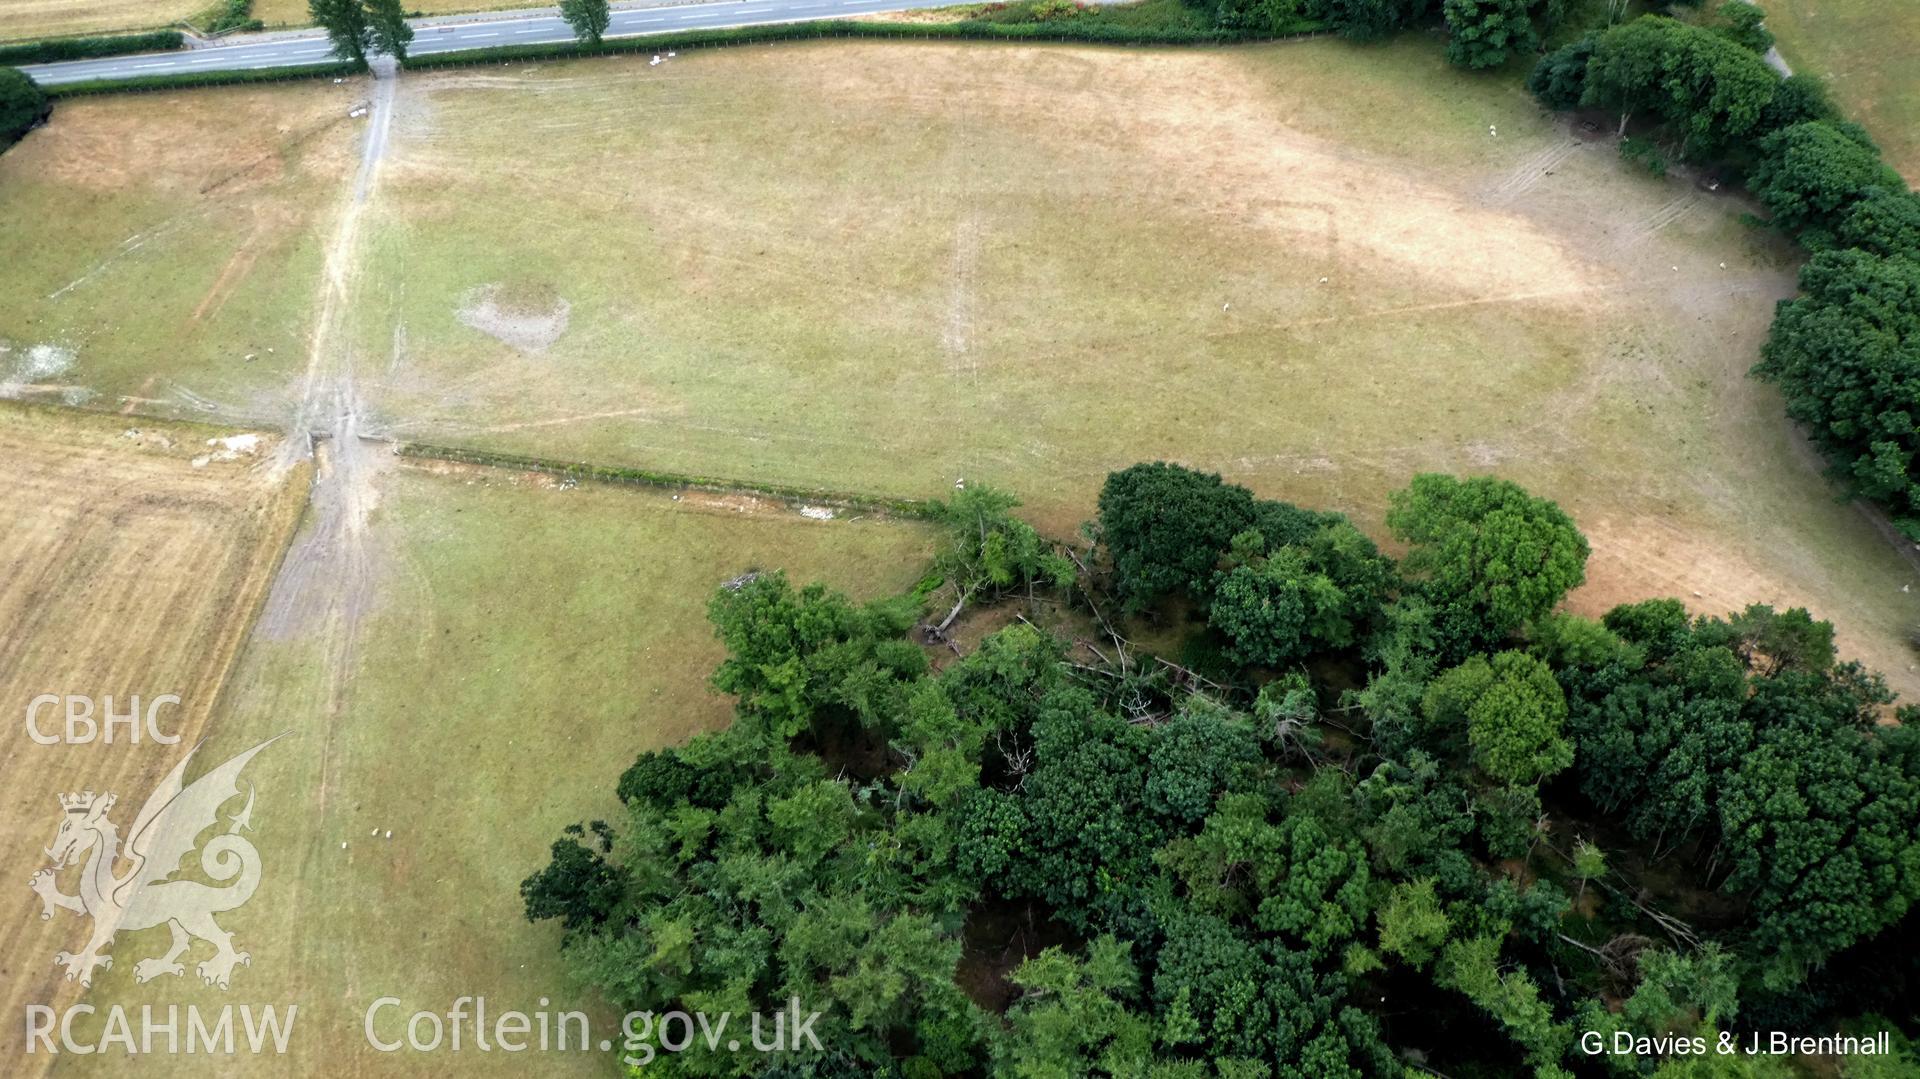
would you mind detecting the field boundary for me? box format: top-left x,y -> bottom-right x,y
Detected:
0,30 -> 182,60
393,439 -> 940,518
399,17 -> 1331,71
43,59 -> 365,97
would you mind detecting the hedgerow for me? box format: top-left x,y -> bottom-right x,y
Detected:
400,14 -> 1323,70
0,30 -> 183,66
44,60 -> 365,98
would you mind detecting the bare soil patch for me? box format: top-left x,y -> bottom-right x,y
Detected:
456,280 -> 572,353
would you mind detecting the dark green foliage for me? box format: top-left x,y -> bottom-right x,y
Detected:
1306,0 -> 1433,40
1710,0 -> 1770,53
1098,462 -> 1257,611
519,821 -> 622,933
1566,604 -> 1920,984
0,30 -> 182,65
1210,0 -> 1311,33
530,474 -> 1920,1076
1528,34 -> 1595,110
1443,0 -> 1539,69
1386,473 -> 1590,656
195,0 -> 261,34
42,60 -> 363,98
309,0 -> 373,63
558,0 -> 612,44
365,0 -> 413,59
1758,72 -> 1841,132
968,700 -> 1166,932
0,67 -> 49,150
1749,121 -> 1906,242
1578,15 -> 1782,157
1835,189 -> 1920,260
1208,519 -> 1395,667
1754,249 -> 1920,537
1144,699 -> 1263,823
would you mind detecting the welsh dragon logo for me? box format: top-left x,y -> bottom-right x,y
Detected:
28,735 -> 283,991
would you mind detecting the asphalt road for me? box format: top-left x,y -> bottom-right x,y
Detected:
21,0 -> 941,85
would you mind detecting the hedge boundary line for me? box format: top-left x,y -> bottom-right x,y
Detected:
43,59 -> 366,97
400,17 -> 1328,70
0,30 -> 183,65
394,441 -> 940,518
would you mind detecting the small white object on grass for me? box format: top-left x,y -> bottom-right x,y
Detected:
370,829 -> 377,836
385,830 -> 393,839
1223,302 -> 1230,311
341,841 -> 348,850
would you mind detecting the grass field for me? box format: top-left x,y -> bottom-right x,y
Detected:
3,39 -> 1914,690
1764,0 -> 1920,182
36,453 -> 930,1074
0,80 -> 362,422
0,404 -> 308,1059
348,40 -> 1915,686
0,0 -> 199,41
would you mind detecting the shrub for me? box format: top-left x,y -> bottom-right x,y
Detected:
0,67 -> 50,150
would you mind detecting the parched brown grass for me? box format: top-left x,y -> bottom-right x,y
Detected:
0,0 -> 199,41
0,403 -> 308,1061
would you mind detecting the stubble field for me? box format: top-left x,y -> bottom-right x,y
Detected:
0,404 -> 308,1060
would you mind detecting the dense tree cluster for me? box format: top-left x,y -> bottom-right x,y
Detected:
524,464 -> 1920,1076
1523,10 -> 1920,539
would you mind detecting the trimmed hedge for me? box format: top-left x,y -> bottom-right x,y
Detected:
395,441 -> 939,518
0,31 -> 184,66
46,59 -> 366,97
402,16 -> 1325,69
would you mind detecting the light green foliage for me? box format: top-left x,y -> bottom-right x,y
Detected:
1387,474 -> 1590,655
933,485 -> 1075,618
707,571 -> 925,742
1160,796 -> 1371,959
1421,650 -> 1573,785
1377,877 -> 1452,968
994,937 -> 1155,1078
1622,945 -> 1740,1036
1436,934 -> 1573,1070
